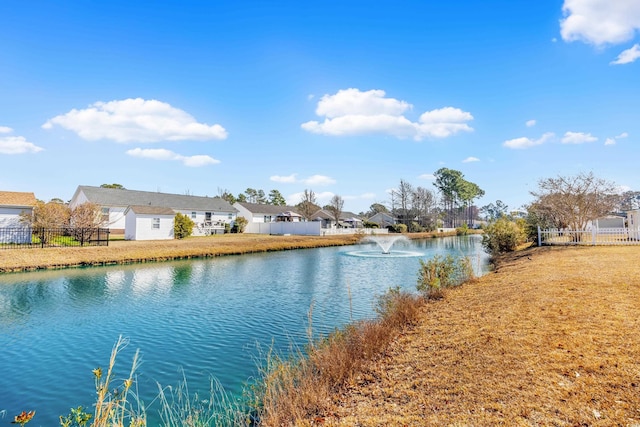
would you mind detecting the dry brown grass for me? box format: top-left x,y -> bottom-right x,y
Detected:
307,245 -> 640,426
0,234 -> 361,273
254,291 -> 426,427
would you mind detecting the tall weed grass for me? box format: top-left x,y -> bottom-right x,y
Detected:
250,288 -> 425,425
417,254 -> 475,299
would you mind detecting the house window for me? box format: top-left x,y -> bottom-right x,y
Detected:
191,212 -> 196,219
101,207 -> 109,224
152,218 -> 160,229
264,215 -> 271,223
228,213 -> 233,219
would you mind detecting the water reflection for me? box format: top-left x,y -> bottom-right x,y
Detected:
0,236 -> 488,426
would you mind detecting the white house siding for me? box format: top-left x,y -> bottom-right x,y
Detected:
0,207 -> 27,228
629,210 -> 640,240
0,207 -> 32,243
125,212 -> 174,241
107,207 -> 127,231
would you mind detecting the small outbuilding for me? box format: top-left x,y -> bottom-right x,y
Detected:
124,205 -> 175,241
0,191 -> 37,243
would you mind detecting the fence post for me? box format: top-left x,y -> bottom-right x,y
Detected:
537,226 -> 541,247
592,227 -> 597,246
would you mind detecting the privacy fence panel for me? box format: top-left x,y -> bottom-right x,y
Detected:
538,227 -> 640,246
0,227 -> 110,249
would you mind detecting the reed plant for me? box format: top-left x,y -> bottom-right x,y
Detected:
59,336 -> 145,427
157,374 -> 249,427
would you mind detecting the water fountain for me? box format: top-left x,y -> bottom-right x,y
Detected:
344,234 -> 423,258
364,234 -> 409,254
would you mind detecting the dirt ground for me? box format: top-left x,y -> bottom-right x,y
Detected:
317,245 -> 640,426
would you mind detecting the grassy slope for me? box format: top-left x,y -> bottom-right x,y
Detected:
0,234 -> 360,272
317,246 -> 640,426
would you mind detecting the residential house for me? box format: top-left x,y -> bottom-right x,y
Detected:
234,202 -> 303,223
124,205 -> 176,241
0,191 -> 37,243
311,209 -> 364,229
69,186 -> 237,237
367,212 -> 397,228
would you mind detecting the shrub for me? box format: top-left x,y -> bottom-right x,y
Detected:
456,223 -> 469,236
174,213 -> 194,239
232,216 -> 248,233
417,254 -> 474,299
408,221 -> 423,233
387,223 -> 407,233
362,220 -> 379,228
481,217 -> 527,255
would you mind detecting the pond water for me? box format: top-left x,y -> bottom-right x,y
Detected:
0,235 -> 488,425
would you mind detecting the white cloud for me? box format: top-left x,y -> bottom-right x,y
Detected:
302,175 -> 336,186
560,0 -> 640,46
417,107 -> 474,139
301,88 -> 473,141
43,98 -> 228,143
503,132 -> 555,149
0,136 -> 45,154
126,148 -> 220,167
605,131 -> 629,145
418,173 -> 436,180
270,174 -> 298,183
561,131 -> 598,144
315,88 -> 411,118
526,119 -> 537,127
0,127 -> 44,154
462,156 -> 480,163
611,44 -> 640,64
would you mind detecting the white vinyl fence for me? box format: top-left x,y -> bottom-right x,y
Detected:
538,227 -> 640,246
245,221 -> 322,235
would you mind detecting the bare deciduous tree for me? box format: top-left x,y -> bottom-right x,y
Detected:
21,200 -> 70,229
326,195 -> 344,228
69,202 -> 102,246
528,172 -> 621,230
297,189 -> 319,220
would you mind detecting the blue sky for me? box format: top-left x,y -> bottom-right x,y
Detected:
1,1 -> 639,214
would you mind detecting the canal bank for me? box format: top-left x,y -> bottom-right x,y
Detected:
0,231 -> 467,273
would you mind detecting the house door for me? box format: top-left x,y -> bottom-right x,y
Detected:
205,212 -> 212,225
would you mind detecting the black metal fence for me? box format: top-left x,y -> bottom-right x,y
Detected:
0,227 -> 110,249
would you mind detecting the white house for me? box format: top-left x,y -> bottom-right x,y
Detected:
124,205 -> 175,241
233,202 -> 303,223
628,210 -> 640,240
0,191 -> 37,243
70,186 -> 238,236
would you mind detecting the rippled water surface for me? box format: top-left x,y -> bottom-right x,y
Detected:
0,236 -> 488,425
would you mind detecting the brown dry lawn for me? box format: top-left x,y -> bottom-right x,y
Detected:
0,234 -> 360,273
316,245 -> 640,426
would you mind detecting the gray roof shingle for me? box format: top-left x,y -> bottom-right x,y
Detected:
76,186 -> 236,212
